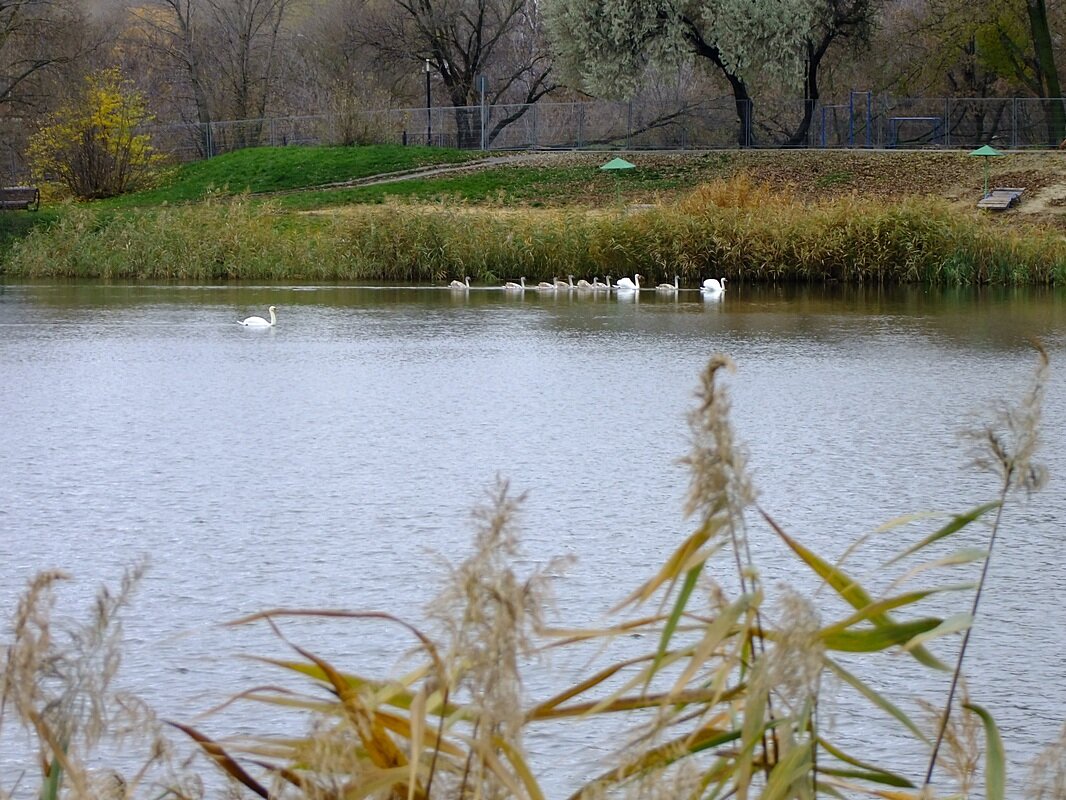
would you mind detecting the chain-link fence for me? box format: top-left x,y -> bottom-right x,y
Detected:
141,93 -> 1066,164
4,92 -> 1065,179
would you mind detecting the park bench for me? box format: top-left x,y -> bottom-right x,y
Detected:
0,186 -> 40,211
977,187 -> 1025,211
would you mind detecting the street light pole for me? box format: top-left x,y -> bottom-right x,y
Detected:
424,59 -> 432,146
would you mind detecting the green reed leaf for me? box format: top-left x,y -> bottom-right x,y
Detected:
650,563 -> 703,683
886,502 -> 1000,566
765,511 -> 948,669
900,612 -> 972,652
823,617 -> 943,652
821,587 -> 968,636
818,737 -> 917,788
963,702 -> 1005,800
762,740 -> 813,800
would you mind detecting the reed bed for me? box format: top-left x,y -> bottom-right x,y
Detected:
4,178 -> 1066,284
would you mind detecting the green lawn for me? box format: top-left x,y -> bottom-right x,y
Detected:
100,144 -> 485,208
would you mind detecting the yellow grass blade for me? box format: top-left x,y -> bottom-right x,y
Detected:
670,594 -> 750,697
530,684 -> 744,720
498,739 -> 547,800
614,520 -> 720,610
528,652 -> 655,717
407,689 -> 426,800
286,642 -> 423,799
567,725 -> 742,798
167,720 -> 270,798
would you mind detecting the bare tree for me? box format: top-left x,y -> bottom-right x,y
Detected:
373,0 -> 556,147
0,0 -> 90,111
129,0 -> 290,153
0,0 -> 97,176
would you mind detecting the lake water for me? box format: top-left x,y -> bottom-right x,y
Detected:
0,281 -> 1064,796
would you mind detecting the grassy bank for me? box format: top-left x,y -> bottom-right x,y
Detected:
3,145 -> 1066,284
6,178 -> 1066,284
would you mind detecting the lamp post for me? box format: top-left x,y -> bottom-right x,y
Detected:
424,59 -> 432,146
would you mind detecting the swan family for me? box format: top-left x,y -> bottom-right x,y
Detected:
236,276 -> 724,326
485,274 -> 725,296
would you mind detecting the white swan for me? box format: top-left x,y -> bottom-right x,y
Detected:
657,275 -> 680,293
555,275 -> 574,290
615,274 -> 642,291
575,277 -> 593,289
449,276 -> 471,289
702,277 -> 727,295
536,278 -> 557,291
503,277 -> 526,291
239,306 -> 276,327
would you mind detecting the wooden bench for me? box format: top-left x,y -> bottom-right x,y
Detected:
0,186 -> 40,211
977,187 -> 1024,211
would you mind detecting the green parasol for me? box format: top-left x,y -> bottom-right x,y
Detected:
600,157 -> 636,209
969,144 -> 1003,197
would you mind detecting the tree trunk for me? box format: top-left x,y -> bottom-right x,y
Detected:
786,34 -> 833,148
1026,0 -> 1065,144
684,21 -> 753,147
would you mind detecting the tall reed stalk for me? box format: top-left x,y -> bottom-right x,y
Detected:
924,343 -> 1048,797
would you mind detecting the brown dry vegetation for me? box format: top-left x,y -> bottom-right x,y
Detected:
428,149 -> 1066,226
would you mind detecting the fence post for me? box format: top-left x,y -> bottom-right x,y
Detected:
848,92 -> 855,147
626,100 -> 633,148
944,98 -> 950,148
1012,98 -> 1018,148
577,102 -> 584,149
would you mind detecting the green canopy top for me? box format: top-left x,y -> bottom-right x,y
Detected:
969,144 -> 1003,157
600,157 -> 637,171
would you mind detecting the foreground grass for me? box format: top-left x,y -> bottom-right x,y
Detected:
2,350 -> 1058,799
6,179 -> 1065,285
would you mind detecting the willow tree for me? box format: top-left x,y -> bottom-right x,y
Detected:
545,0 -> 876,146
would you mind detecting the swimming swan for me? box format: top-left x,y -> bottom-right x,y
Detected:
239,306 -> 276,327
615,274 -> 642,291
657,275 -> 680,293
450,276 -> 471,289
536,278 -> 557,290
555,275 -> 574,289
702,277 -> 727,294
503,277 -> 526,291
